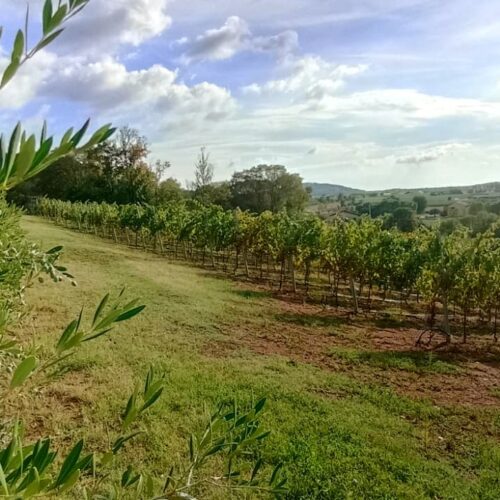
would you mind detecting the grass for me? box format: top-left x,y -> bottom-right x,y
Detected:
15,216 -> 500,499
329,348 -> 459,374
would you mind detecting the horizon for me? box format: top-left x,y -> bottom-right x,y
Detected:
2,0 -> 500,190
305,179 -> 500,193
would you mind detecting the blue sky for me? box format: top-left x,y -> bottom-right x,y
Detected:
1,0 -> 500,189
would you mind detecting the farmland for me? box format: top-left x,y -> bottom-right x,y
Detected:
14,216 -> 500,498
1,1 -> 500,498
308,182 -> 500,226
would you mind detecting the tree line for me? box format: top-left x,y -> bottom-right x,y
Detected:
35,198 -> 500,344
10,127 -> 310,214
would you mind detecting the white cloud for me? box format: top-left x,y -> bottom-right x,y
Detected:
242,56 -> 368,103
396,143 -> 471,165
182,16 -> 250,62
0,51 -> 57,109
252,30 -> 299,59
243,56 -> 368,98
59,0 -> 172,54
308,89 -> 500,124
0,53 -> 236,136
180,16 -> 298,63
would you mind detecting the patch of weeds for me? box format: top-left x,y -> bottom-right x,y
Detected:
329,348 -> 459,374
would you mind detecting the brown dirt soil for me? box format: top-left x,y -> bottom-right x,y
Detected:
206,285 -> 500,408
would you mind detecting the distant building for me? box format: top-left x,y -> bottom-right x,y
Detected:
335,209 -> 360,221
447,200 -> 468,217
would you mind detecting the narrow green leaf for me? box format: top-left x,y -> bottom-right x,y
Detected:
13,134 -> 36,182
10,356 -> 38,389
269,463 -> 283,486
54,440 -> 83,488
140,388 -> 163,413
70,118 -> 90,147
57,468 -> 80,495
35,28 -> 64,52
92,294 -> 109,327
47,5 -> 68,33
3,122 -> 22,181
46,245 -> 63,254
60,128 -> 74,146
1,60 -> 20,89
12,30 -> 25,61
255,397 -> 266,414
81,328 -> 112,343
56,319 -> 78,352
42,0 -> 53,35
0,464 -> 9,495
115,305 -> 146,323
251,458 -> 263,481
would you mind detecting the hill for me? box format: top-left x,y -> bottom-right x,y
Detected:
305,182 -> 364,198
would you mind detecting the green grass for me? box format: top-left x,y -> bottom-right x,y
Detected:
17,217 -> 500,499
329,348 -> 459,374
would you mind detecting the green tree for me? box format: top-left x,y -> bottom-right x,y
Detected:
469,201 -> 485,215
385,207 -> 417,232
193,146 -> 214,190
156,177 -> 185,205
230,164 -> 310,214
10,126 -> 161,205
193,181 -> 232,208
413,195 -> 428,214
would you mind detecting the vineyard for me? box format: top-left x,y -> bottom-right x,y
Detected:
35,198 -> 500,344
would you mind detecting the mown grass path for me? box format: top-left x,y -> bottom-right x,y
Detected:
19,216 -> 500,499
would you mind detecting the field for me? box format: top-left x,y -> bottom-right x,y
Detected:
308,182 -> 500,223
17,216 -> 500,499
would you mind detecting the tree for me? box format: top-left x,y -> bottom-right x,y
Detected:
10,126 -> 162,205
193,181 -> 232,208
156,177 -> 185,205
230,164 -> 310,214
385,207 -> 417,232
152,159 -> 171,183
193,147 -> 214,190
488,202 -> 500,215
469,201 -> 485,215
92,126 -> 156,204
413,195 -> 428,214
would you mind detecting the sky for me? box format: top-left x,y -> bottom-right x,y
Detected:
1,0 -> 500,190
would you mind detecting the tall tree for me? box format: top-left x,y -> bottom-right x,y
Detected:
413,195 -> 428,214
193,147 -> 214,190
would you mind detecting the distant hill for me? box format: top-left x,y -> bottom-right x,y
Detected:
374,181 -> 500,195
305,181 -> 500,199
305,183 -> 364,198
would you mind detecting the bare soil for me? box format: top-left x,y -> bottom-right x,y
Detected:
205,283 -> 500,407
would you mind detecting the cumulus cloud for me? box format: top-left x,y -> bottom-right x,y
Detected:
59,0 -> 172,54
182,16 -> 250,62
0,51 -> 57,109
0,53 -> 236,134
243,56 -> 368,99
252,30 -> 299,58
180,16 -> 298,63
396,143 -> 471,165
